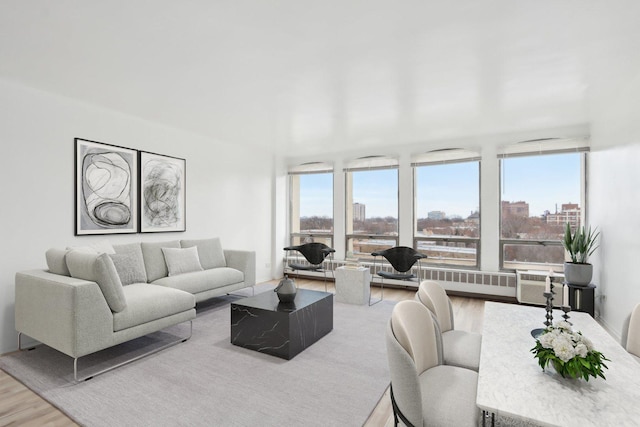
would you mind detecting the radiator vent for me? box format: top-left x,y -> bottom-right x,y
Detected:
283,256 -> 516,289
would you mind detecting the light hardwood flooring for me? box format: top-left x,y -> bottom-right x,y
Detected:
0,279 -> 485,427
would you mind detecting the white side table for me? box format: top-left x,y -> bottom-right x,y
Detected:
335,266 -> 371,305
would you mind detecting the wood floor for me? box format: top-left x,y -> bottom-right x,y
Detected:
0,279 -> 485,427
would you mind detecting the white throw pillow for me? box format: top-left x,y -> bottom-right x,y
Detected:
110,249 -> 148,286
161,246 -> 204,276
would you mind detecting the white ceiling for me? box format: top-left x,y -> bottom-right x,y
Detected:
1,1 -> 639,157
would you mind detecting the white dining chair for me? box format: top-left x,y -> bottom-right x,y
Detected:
416,280 -> 482,372
386,300 -> 480,427
626,303 -> 640,363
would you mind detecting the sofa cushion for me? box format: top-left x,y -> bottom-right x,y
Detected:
152,267 -> 244,295
110,249 -> 148,286
141,240 -> 180,282
66,251 -> 127,313
113,242 -> 142,254
113,284 -> 195,332
180,238 -> 226,269
45,248 -> 71,276
162,246 -> 204,276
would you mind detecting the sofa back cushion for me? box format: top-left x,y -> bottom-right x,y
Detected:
180,238 -> 226,269
162,246 -> 204,276
141,240 -> 181,282
45,248 -> 71,276
110,245 -> 148,285
66,251 -> 127,312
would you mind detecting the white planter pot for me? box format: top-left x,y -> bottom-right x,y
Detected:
563,262 -> 593,286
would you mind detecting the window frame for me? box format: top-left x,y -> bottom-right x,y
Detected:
288,165 -> 334,248
412,155 -> 481,269
498,149 -> 588,272
344,158 -> 399,260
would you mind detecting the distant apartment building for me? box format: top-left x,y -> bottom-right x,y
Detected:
546,203 -> 581,228
502,201 -> 530,217
427,210 -> 446,220
353,203 -> 366,222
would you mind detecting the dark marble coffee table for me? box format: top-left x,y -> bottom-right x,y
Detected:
230,289 -> 333,360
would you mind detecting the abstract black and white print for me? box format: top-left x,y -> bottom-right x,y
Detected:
140,151 -> 186,232
75,139 -> 138,235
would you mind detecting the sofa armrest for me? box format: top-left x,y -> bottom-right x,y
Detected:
224,250 -> 256,287
15,270 -> 113,358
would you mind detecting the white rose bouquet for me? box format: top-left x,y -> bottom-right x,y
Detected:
531,321 -> 609,381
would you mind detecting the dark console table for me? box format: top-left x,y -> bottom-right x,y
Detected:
567,283 -> 596,317
230,289 -> 333,360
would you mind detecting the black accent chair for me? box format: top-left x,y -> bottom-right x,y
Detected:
283,243 -> 336,291
370,246 -> 427,305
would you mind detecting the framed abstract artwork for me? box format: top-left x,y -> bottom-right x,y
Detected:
139,151 -> 186,233
75,138 -> 138,235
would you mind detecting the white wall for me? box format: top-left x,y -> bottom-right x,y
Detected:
589,143 -> 640,340
589,72 -> 640,341
0,79 -> 274,354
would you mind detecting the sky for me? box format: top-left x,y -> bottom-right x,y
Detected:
298,152 -> 581,218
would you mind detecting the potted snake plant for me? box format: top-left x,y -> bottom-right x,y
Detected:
562,222 -> 600,286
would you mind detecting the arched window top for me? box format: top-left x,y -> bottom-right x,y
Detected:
343,155 -> 398,172
288,161 -> 333,175
411,148 -> 481,166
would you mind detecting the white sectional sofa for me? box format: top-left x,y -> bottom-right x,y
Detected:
15,237 -> 255,380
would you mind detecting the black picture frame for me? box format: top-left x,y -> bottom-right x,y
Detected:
75,138 -> 139,235
139,151 -> 186,233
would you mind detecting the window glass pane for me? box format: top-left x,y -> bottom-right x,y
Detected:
417,240 -> 478,267
348,169 -> 398,236
291,235 -> 333,247
415,161 -> 480,238
501,153 -> 582,241
291,173 -> 333,234
500,152 -> 583,270
347,237 -> 397,260
502,244 -> 565,269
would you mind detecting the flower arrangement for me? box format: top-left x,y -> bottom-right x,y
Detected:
531,321 -> 609,381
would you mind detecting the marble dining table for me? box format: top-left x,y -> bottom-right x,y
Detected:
477,302 -> 640,427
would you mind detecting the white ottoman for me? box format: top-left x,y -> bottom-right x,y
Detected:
335,266 -> 371,305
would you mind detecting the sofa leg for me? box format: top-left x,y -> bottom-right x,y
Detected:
73,320 -> 193,382
17,332 -> 37,351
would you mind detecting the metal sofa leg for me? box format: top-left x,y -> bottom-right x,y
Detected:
17,332 -> 36,351
73,320 -> 193,382
370,278 -> 384,306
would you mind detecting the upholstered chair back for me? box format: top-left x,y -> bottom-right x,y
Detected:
390,300 -> 440,375
417,280 -> 454,332
627,303 -> 640,360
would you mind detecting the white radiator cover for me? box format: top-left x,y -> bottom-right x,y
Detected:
516,270 -> 565,306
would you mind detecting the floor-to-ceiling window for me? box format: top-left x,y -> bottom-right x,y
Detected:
289,162 -> 334,247
499,139 -> 588,271
345,156 -> 398,259
413,149 -> 481,268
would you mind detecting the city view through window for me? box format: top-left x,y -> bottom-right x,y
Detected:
347,168 -> 398,258
292,173 -> 333,246
292,151 -> 584,268
415,160 -> 479,266
501,152 -> 583,268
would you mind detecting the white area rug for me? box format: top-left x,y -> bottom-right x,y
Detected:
0,287 -> 395,426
